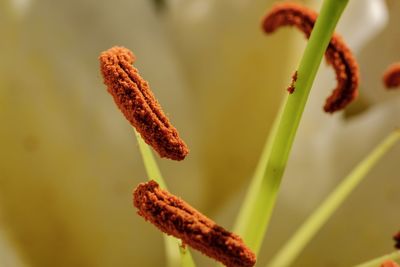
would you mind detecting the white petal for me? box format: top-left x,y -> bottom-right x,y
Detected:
338,0 -> 388,51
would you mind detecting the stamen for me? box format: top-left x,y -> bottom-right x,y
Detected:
133,180 -> 256,267
99,46 -> 189,161
383,63 -> 400,89
262,3 -> 359,113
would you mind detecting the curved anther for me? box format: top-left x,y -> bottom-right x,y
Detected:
262,3 -> 359,113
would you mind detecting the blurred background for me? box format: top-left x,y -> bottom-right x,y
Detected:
0,0 -> 399,266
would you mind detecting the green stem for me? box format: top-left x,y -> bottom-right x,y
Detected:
135,130 -> 196,267
135,130 -> 165,188
267,130 -> 400,267
354,251 -> 400,267
233,0 -> 349,254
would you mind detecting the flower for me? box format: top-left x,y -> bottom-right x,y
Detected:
0,0 -> 399,266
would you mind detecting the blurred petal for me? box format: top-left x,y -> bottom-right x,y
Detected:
0,0 -> 197,266
338,0 -> 388,52
358,0 -> 400,104
0,220 -> 28,267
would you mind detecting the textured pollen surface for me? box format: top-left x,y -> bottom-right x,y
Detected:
133,180 -> 256,267
262,2 -> 359,113
383,63 -> 400,89
99,46 -> 189,160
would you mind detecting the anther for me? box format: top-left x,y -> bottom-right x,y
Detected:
133,180 -> 256,267
383,63 -> 400,89
262,3 -> 359,113
99,46 -> 189,160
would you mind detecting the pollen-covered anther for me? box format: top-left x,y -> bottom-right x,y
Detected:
99,46 -> 189,161
133,180 -> 256,267
262,2 -> 359,113
383,63 -> 400,89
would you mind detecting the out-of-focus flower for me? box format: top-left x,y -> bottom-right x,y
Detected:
0,0 -> 399,266
1,1 -> 195,266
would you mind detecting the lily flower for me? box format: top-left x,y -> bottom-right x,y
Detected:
0,0 -> 398,266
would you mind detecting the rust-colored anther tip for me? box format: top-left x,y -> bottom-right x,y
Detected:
383,63 -> 400,89
133,180 -> 256,267
99,46 -> 189,161
262,2 -> 359,113
394,231 -> 400,250
380,260 -> 400,267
